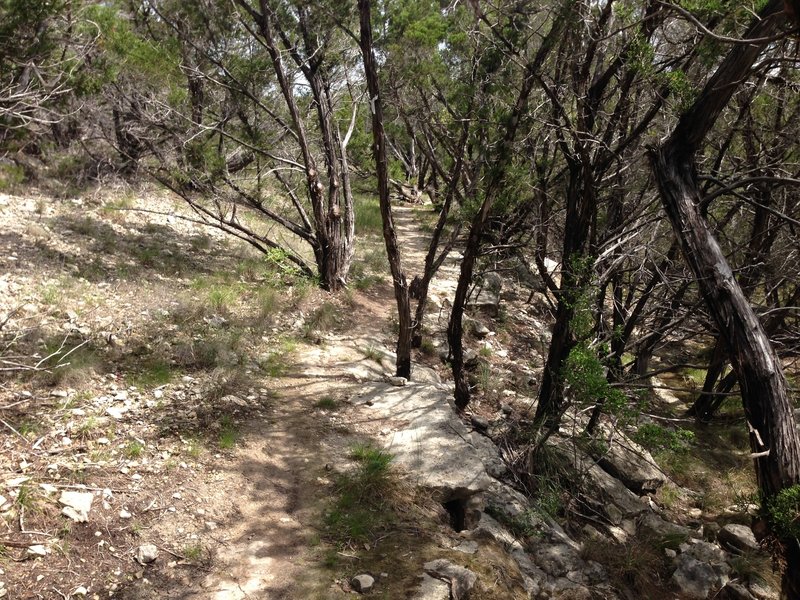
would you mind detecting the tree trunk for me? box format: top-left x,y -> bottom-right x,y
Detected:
650,3 -> 800,594
359,0 -> 412,378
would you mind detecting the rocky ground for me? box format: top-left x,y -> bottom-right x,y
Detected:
0,186 -> 783,600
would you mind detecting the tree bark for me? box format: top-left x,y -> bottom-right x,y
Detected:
650,2 -> 800,594
358,0 -> 412,378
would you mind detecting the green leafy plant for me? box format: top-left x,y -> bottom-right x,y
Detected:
767,484 -> 800,541
633,423 -> 695,454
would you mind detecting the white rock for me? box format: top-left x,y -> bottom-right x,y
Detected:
136,544 -> 159,564
119,510 -> 132,519
71,586 -> 88,596
389,376 -> 407,387
59,491 -> 93,522
351,574 -> 375,593
27,545 -> 49,557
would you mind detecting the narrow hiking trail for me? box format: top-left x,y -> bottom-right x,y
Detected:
0,190 -> 535,600
188,203 -> 468,599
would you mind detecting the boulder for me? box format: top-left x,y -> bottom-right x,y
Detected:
547,438 -> 649,524
637,513 -> 694,549
364,383 -> 492,502
136,544 -> 159,565
594,433 -> 666,494
718,524 -> 759,553
350,574 -> 375,593
671,554 -> 717,599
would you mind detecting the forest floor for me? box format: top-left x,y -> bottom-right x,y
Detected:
0,184 -> 769,599
0,186 -> 531,600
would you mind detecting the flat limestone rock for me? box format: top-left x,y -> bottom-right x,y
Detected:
411,573 -> 450,600
423,559 -> 477,600
365,384 -> 492,501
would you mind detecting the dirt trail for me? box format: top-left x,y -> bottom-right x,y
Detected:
121,202 -> 462,598
0,192 -> 479,600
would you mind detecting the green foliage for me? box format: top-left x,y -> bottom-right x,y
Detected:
124,439 -> 145,458
218,414 -> 238,449
767,484 -> 800,541
354,194 -> 383,235
633,423 -> 695,454
0,162 -> 25,190
315,396 -> 337,410
563,344 -> 627,415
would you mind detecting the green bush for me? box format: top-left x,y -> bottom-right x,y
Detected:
768,484 -> 800,541
633,423 -> 695,454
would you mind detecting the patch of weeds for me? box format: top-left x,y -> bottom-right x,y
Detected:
259,339 -> 297,377
16,420 -> 42,439
324,444 -> 395,545
182,543 -> 205,562
658,484 -> 681,510
132,245 -> 162,268
40,283 -> 61,306
218,414 -> 238,449
633,423 -> 695,454
354,195 -> 383,235
75,415 -> 100,439
353,275 -> 383,292
257,286 -> 282,321
315,396 -> 338,410
581,537 -> 666,595
189,233 -> 212,251
485,504 -> 541,539
728,551 -> 772,583
419,338 -> 436,356
479,346 -> 492,358
359,344 -> 384,364
185,438 -> 202,459
38,342 -> 103,388
303,302 -> 338,339
129,359 -> 174,388
0,161 -> 25,190
204,367 -> 253,402
15,485 -> 39,512
124,440 -> 145,459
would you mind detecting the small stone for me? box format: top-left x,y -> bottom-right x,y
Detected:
119,510 -> 132,519
59,491 -> 93,522
172,492 -> 182,499
114,391 -> 128,401
136,544 -> 159,564
97,437 -> 110,445
664,548 -> 677,559
105,406 -> 126,419
27,545 -> 49,557
389,376 -> 407,387
351,574 -> 375,593
71,586 -> 88,596
500,403 -> 513,415
688,508 -> 702,519
51,390 -> 68,398
472,321 -> 491,337
204,521 -> 218,531
153,389 -> 164,399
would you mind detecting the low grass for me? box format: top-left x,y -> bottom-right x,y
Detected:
218,414 -> 238,449
354,195 -> 383,235
323,444 -> 395,546
359,344 -> 384,364
303,301 -> 339,339
315,396 -> 338,410
581,536 -> 668,596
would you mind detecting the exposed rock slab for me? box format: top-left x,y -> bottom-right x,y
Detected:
671,554 -> 716,599
365,383 -> 492,501
423,559 -> 477,600
412,573 -> 450,600
718,524 -> 759,553
594,429 -> 666,494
